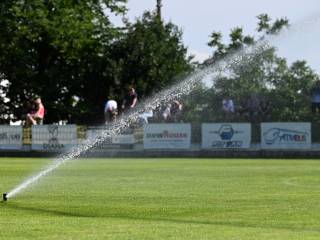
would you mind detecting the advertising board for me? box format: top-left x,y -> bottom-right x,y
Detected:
86,127 -> 135,149
261,122 -> 311,149
32,125 -> 77,151
0,125 -> 23,150
144,124 -> 191,149
202,123 -> 251,149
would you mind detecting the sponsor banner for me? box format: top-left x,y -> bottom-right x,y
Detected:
86,128 -> 135,148
144,124 -> 191,149
32,125 -> 77,151
86,128 -> 112,145
202,123 -> 251,149
261,122 -> 311,149
0,125 -> 23,150
112,134 -> 135,144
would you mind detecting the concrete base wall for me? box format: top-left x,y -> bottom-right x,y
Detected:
0,148 -> 319,159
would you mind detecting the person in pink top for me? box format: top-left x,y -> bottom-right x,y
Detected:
26,97 -> 45,125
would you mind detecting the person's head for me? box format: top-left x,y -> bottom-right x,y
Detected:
172,100 -> 182,109
129,87 -> 135,96
34,97 -> 41,105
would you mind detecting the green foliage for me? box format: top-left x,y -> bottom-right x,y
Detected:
0,1 -> 191,124
0,0 -> 127,123
111,11 -> 192,99
184,14 -> 319,123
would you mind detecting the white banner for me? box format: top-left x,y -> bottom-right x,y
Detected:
202,123 -> 251,149
86,128 -> 112,145
0,125 -> 23,150
86,128 -> 135,146
261,122 -> 311,149
144,124 -> 191,149
112,134 -> 135,144
32,125 -> 77,151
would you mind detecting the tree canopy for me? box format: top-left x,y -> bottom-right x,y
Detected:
183,14 -> 319,123
111,11 -> 192,98
0,5 -> 318,125
0,1 -> 191,124
0,0 -> 127,123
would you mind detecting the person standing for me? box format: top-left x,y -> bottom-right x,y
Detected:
104,98 -> 118,123
170,100 -> 183,122
162,103 -> 171,122
26,97 -> 45,125
122,87 -> 138,110
311,81 -> 320,113
222,96 -> 234,120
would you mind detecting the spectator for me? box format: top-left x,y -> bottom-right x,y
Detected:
237,97 -> 249,121
246,94 -> 260,122
222,96 -> 234,120
170,100 -> 183,122
122,87 -> 138,110
259,100 -> 272,121
311,81 -> 320,113
26,97 -> 45,126
104,98 -> 118,123
162,103 -> 171,122
161,100 -> 183,122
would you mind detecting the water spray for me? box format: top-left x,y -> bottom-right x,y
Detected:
4,53 -> 218,200
2,42 -> 276,200
5,14 -> 320,200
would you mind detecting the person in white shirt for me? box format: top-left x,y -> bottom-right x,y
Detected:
104,99 -> 118,123
222,96 -> 234,120
162,103 -> 171,121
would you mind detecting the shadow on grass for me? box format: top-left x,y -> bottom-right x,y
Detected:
3,202 -> 320,234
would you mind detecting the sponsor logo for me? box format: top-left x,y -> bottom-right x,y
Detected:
43,125 -> 64,150
0,132 -> 21,141
208,124 -> 245,148
146,130 -> 188,139
211,141 -> 243,148
218,125 -> 235,140
263,128 -> 308,145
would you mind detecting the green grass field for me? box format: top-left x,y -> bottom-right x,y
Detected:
1,158 -> 320,240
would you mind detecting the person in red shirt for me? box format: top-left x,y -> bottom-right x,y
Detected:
26,97 -> 45,125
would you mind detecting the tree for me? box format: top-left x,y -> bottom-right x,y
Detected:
0,0 -> 127,124
110,11 -> 192,101
184,14 -> 319,123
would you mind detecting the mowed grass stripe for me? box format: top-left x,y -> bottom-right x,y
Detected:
1,158 -> 320,240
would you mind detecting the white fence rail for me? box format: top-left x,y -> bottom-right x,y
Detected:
0,122 -> 317,152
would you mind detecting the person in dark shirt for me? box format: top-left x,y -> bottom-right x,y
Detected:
122,87 -> 138,110
170,100 -> 183,122
311,81 -> 320,113
259,100 -> 272,121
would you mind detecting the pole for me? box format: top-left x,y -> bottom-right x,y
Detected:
156,0 -> 162,19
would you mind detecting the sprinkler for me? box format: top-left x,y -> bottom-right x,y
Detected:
3,193 -> 7,202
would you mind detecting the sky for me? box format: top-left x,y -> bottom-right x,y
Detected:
110,0 -> 320,72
